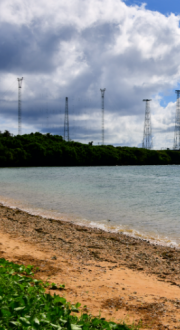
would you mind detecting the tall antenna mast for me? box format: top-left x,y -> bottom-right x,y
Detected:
142,99 -> 152,149
17,77 -> 23,135
100,88 -> 106,145
173,90 -> 180,150
64,97 -> 69,141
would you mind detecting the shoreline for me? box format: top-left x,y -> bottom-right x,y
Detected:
0,199 -> 179,250
0,203 -> 180,329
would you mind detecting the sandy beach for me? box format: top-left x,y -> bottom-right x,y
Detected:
0,203 -> 180,330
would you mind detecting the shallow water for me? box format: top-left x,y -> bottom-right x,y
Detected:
0,165 -> 180,246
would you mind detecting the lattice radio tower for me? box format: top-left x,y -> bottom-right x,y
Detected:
142,99 -> 152,149
64,97 -> 69,141
173,90 -> 180,150
17,77 -> 23,135
100,88 -> 106,145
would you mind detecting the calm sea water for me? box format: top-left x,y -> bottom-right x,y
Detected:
0,166 -> 180,247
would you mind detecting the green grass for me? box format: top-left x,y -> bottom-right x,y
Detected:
0,258 -> 140,330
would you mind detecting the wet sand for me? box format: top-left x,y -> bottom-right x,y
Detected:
0,203 -> 180,329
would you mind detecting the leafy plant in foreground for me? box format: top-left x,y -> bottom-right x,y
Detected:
0,258 -> 140,330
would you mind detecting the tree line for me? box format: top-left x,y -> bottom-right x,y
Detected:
0,130 -> 180,167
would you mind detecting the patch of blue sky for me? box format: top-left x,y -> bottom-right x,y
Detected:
123,0 -> 180,16
159,93 -> 176,107
156,84 -> 180,107
159,81 -> 180,107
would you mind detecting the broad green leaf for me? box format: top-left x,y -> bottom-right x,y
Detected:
70,325 -> 82,330
19,317 -> 31,325
59,319 -> 67,324
75,303 -> 81,308
33,317 -> 40,325
40,319 -> 50,325
92,319 -> 101,326
54,297 -> 66,305
71,307 -> 79,313
14,306 -> 25,311
109,322 -> 118,329
54,297 -> 65,304
1,310 -> 11,317
50,324 -> 62,329
9,321 -> 21,326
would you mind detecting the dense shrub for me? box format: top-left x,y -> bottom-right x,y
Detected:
0,131 -> 179,167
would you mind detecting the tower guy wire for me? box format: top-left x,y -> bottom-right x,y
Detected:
173,90 -> 180,150
100,88 -> 106,145
64,97 -> 69,141
17,77 -> 23,135
142,99 -> 152,149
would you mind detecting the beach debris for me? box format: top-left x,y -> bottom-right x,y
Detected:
1,203 -> 180,329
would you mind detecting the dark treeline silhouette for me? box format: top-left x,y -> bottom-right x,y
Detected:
0,131 -> 180,167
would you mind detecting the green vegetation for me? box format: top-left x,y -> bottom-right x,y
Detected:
0,258 -> 138,329
0,130 -> 179,166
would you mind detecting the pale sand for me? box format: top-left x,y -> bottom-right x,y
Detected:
0,204 -> 180,330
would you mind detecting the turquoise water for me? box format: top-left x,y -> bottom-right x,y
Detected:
0,166 -> 180,246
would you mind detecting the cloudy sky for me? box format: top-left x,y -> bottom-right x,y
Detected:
0,0 -> 180,148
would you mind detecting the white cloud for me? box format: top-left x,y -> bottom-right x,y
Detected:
0,0 -> 180,148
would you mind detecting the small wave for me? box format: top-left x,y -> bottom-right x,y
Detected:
84,220 -> 180,249
0,194 -> 180,249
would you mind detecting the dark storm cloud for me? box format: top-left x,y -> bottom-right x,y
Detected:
0,21 -> 75,73
81,22 -> 119,56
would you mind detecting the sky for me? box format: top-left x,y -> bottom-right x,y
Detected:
0,0 -> 180,149
125,0 -> 180,16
